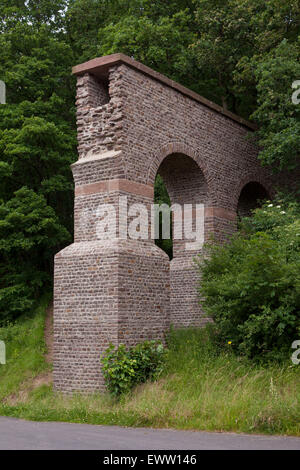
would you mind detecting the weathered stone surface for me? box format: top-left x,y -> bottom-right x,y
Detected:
54,240 -> 169,392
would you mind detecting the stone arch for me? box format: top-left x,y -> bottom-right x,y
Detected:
54,53 -> 291,394
156,152 -> 209,257
150,147 -> 210,328
147,142 -> 212,199
233,172 -> 274,213
236,176 -> 272,219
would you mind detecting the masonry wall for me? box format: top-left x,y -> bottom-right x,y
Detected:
54,239 -> 170,393
107,63 -> 272,327
54,241 -> 119,392
54,54 -> 294,393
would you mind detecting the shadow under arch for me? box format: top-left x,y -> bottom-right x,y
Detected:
237,181 -> 271,218
151,149 -> 210,328
154,151 -> 209,259
233,172 -> 274,213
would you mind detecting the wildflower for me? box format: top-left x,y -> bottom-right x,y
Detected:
268,204 -> 273,207
281,211 -> 286,214
228,341 -> 232,345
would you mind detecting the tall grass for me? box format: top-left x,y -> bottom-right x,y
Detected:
0,294 -> 50,401
0,314 -> 299,436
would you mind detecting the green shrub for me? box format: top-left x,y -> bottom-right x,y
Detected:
101,340 -> 166,397
241,198 -> 300,235
197,200 -> 300,361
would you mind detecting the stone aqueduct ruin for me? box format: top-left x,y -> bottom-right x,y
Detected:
53,54 -> 287,393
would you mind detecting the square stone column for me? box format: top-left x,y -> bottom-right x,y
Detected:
53,158 -> 170,392
54,238 -> 170,393
53,66 -> 170,393
53,151 -> 171,392
53,52 -> 276,393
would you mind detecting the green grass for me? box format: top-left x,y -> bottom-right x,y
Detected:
0,295 -> 51,402
0,304 -> 299,436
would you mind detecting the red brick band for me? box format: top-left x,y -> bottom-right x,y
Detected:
205,207 -> 237,221
75,179 -> 154,198
173,206 -> 237,221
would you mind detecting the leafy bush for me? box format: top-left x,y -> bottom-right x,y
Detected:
101,340 -> 166,397
197,200 -> 300,361
241,198 -> 300,234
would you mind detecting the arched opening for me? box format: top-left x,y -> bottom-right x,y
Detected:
154,152 -> 208,258
154,173 -> 173,259
237,182 -> 269,219
153,152 -> 208,327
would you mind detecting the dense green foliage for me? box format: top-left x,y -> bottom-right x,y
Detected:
0,188 -> 69,322
0,0 -> 299,322
0,2 -> 75,323
101,340 -> 166,397
198,199 -> 300,361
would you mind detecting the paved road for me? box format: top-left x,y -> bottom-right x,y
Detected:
0,417 -> 299,450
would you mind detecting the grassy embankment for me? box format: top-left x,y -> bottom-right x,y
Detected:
0,299 -> 299,435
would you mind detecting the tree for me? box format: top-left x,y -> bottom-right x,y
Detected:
0,3 -> 76,322
237,39 -> 300,172
0,188 -> 70,323
0,0 -> 299,322
193,0 -> 300,168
